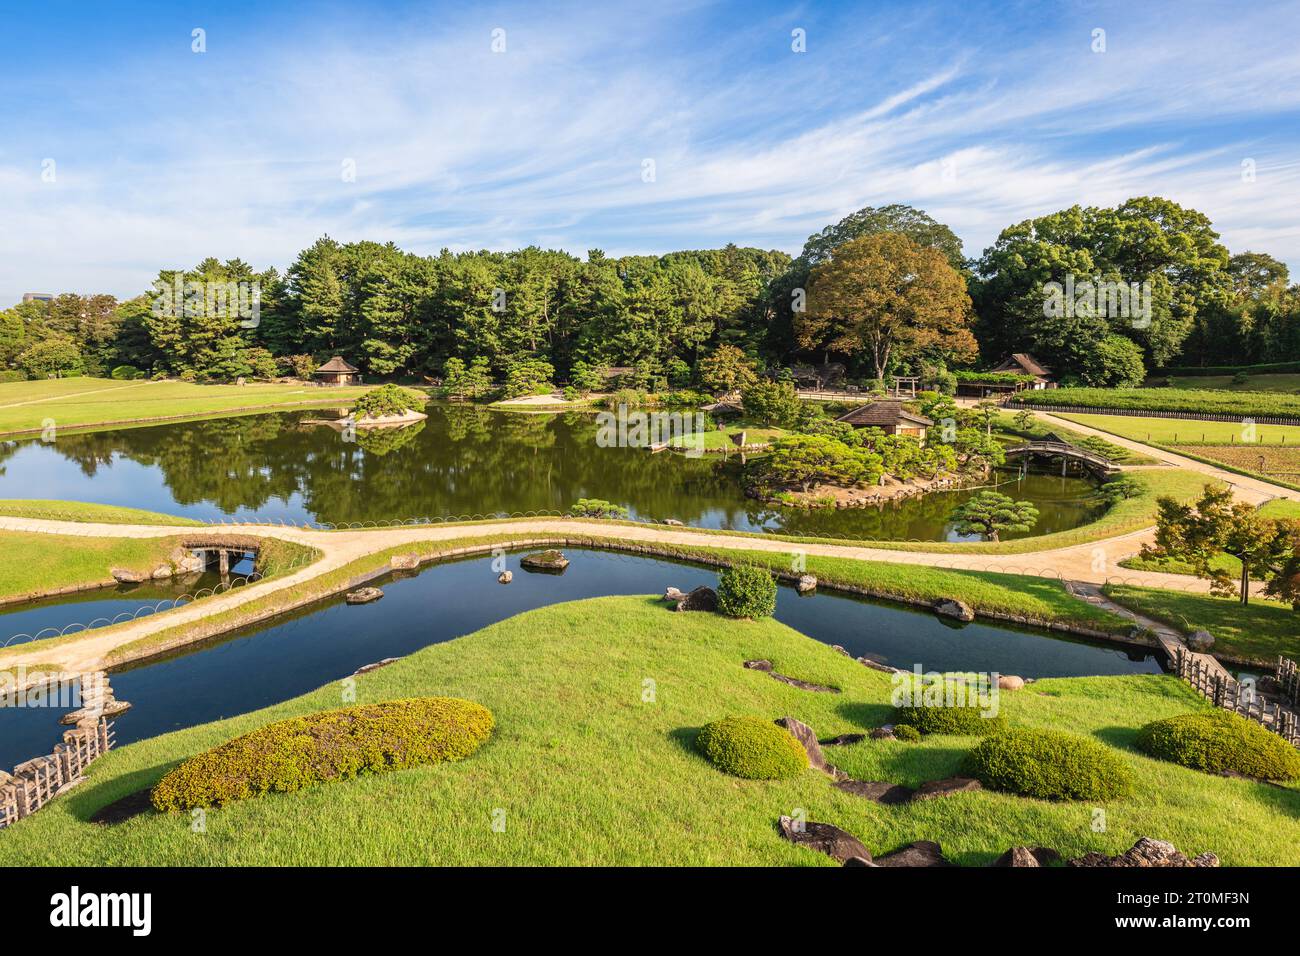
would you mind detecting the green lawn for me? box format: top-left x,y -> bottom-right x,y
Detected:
1103,584 -> 1299,664
1161,374 -> 1300,393
0,531 -> 185,603
1018,386 -> 1300,418
668,425 -> 786,451
0,378 -> 376,437
1,596 -> 1294,866
1118,498 -> 1300,578
1059,413 -> 1300,446
0,500 -> 203,526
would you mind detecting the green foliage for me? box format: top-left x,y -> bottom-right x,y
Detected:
285,354 -> 316,379
694,715 -> 807,779
351,383 -> 424,419
964,728 -> 1134,800
561,385 -> 581,401
441,356 -> 493,399
1098,475 -> 1144,505
1136,710 -> 1300,780
893,700 -> 1006,736
697,344 -> 757,397
756,433 -> 883,493
0,370 -> 28,383
953,370 -> 1037,385
893,723 -> 922,742
18,334 -> 84,378
110,364 -> 143,380
740,379 -> 802,427
151,697 -> 495,811
604,387 -> 647,410
568,360 -> 606,393
950,491 -> 1039,541
716,564 -> 778,619
568,498 -> 629,519
502,358 -> 555,398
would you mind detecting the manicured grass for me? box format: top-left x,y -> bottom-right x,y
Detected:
0,531 -> 183,603
1103,584 -> 1299,664
1059,413 -> 1300,446
1161,374 -> 1300,393
1,596 -> 1294,866
1118,498 -> 1300,578
0,378 -> 376,437
1016,387 -> 1300,419
1262,498 -> 1300,519
0,500 -> 203,526
668,425 -> 785,451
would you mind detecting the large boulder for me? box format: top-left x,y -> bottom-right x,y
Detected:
345,587 -> 384,605
497,571 -> 513,584
674,586 -> 717,612
835,779 -> 914,805
663,586 -> 685,603
110,567 -> 146,584
777,816 -> 871,864
796,574 -> 817,594
389,553 -> 420,570
997,675 -> 1026,691
992,846 -> 1061,868
1186,630 -> 1215,652
1068,837 -> 1219,868
774,716 -> 825,770
933,598 -> 975,623
742,659 -> 774,672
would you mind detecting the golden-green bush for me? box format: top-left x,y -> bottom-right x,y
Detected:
152,697 -> 494,811
1136,710 -> 1300,781
695,716 -> 807,780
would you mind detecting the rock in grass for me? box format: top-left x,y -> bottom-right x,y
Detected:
778,816 -> 871,863
1186,629 -> 1215,652
873,840 -> 955,867
674,585 -> 717,612
911,776 -> 982,800
774,716 -> 825,770
992,846 -> 1061,867
933,598 -> 975,623
345,587 -> 384,605
664,586 -> 685,603
743,659 -> 773,671
998,675 -> 1026,691
835,779 -> 914,805
1068,837 -> 1218,868
820,733 -> 866,746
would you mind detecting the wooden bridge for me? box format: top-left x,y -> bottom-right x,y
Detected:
1003,440 -> 1119,477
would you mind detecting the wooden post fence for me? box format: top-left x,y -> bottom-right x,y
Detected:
0,718 -> 115,830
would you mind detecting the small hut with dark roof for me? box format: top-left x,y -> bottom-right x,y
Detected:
836,400 -> 933,440
313,356 -> 361,386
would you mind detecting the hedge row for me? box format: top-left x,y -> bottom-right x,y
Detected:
1155,361 -> 1300,377
152,697 -> 495,811
1136,711 -> 1300,781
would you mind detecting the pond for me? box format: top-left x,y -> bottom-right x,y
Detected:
0,547 -> 1164,769
0,403 -> 1105,540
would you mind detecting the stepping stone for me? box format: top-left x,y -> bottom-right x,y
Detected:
778,816 -> 871,864
911,776 -> 983,801
768,673 -> 839,693
820,733 -> 866,746
835,779 -> 915,805
991,846 -> 1061,867
743,659 -> 773,671
873,840 -> 955,868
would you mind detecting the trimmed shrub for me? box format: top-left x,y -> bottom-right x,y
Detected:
894,723 -> 922,742
1135,710 -> 1300,781
893,700 -> 1006,736
695,716 -> 807,780
110,364 -> 142,380
604,387 -> 647,410
568,498 -> 629,519
964,728 -> 1133,801
0,370 -> 27,383
151,697 -> 494,811
716,565 -> 777,619
352,383 -> 424,419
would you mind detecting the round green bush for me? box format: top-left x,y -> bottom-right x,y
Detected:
152,697 -> 494,811
1135,710 -> 1300,781
893,702 -> 1006,736
716,565 -> 777,619
695,716 -> 807,780
110,364 -> 142,380
351,383 -> 425,419
964,728 -> 1133,801
893,723 -> 922,742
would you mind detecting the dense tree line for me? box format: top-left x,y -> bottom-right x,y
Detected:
3,198 -> 1297,385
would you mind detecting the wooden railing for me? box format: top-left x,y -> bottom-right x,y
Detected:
1173,650 -> 1300,746
1004,440 -> 1119,472
0,718 -> 115,829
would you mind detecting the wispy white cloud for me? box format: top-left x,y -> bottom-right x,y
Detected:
1,0 -> 1299,302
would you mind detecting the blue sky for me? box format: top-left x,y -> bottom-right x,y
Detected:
2,0 -> 1299,302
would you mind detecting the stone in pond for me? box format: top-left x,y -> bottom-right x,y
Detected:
796,574 -> 817,594
520,550 -> 569,573
390,553 -> 420,570
345,587 -> 384,605
110,567 -> 146,584
933,598 -> 975,623
498,571 -> 513,584
777,816 -> 871,864
674,586 -> 717,612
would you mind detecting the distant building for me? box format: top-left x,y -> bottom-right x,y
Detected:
836,400 -> 933,441
990,353 -> 1055,388
22,292 -> 54,304
313,356 -> 361,386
